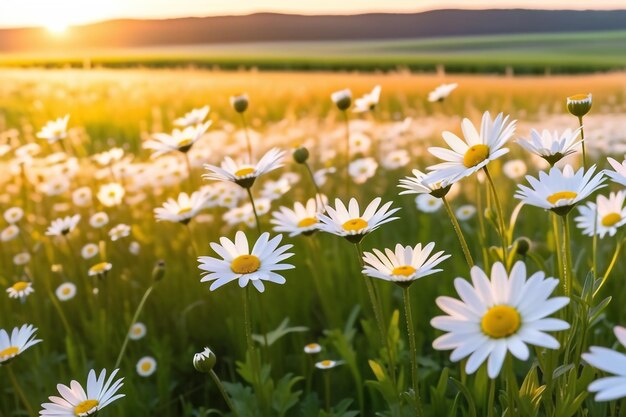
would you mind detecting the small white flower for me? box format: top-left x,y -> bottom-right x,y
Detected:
4,207 -> 24,224
416,194 -> 443,213
89,212 -> 109,228
456,205 -> 477,221
0,324 -> 41,364
503,159 -> 527,180
304,343 -> 322,354
315,359 -> 344,370
271,197 -> 325,237
154,191 -> 208,224
428,83 -> 458,102
353,85 -> 381,113
381,149 -> 410,170
72,187 -> 93,208
97,183 -> 125,207
46,215 -> 80,237
88,262 -> 113,277
55,282 -> 77,301
109,224 -> 131,241
13,252 -> 31,266
174,105 -> 210,128
81,243 -> 99,259
6,281 -> 34,301
575,191 -> 626,238
136,356 -> 157,377
1,225 -> 19,242
36,115 -> 69,143
606,157 -> 626,187
349,157 -> 378,184
144,121 -> 212,158
129,323 -> 147,341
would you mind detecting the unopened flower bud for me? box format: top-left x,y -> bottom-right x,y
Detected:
514,237 -> 531,256
331,89 -> 352,111
152,260 -> 165,282
567,93 -> 592,118
230,94 -> 249,113
293,147 -> 309,164
193,347 -> 216,373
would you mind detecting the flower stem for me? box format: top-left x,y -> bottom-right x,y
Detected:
561,214 -> 573,298
243,286 -> 268,416
7,365 -> 34,416
487,377 -> 495,417
551,213 -> 564,293
304,162 -> 323,212
342,110 -> 351,197
209,369 -> 241,417
594,237 -> 625,298
442,196 -> 474,268
240,113 -> 253,163
183,152 -> 195,190
114,284 -> 155,369
245,187 -> 262,236
483,166 -> 509,264
578,116 -> 587,170
403,287 -> 424,417
324,371 -> 331,412
185,223 -> 199,259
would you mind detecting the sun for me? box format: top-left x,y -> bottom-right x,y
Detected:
46,22 -> 68,35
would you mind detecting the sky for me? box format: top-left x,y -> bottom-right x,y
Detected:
0,0 -> 622,29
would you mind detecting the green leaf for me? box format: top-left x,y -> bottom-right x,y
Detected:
252,318 -> 308,347
450,377 -> 477,417
271,373 -> 303,417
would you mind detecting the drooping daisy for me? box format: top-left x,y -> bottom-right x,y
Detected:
318,197 -> 400,243
129,323 -> 147,341
431,261 -> 569,378
198,231 -> 294,293
349,157 -> 378,184
398,169 -> 452,198
109,224 -> 131,241
315,360 -> 344,370
304,343 -> 322,354
55,283 -> 77,301
45,215 -> 80,236
353,85 -> 381,113
582,326 -> 626,401
7,281 -> 34,301
144,121 -> 211,158
427,111 -> 516,184
39,368 -> 124,416
416,194 -> 443,213
174,105 -> 210,128
97,183 -> 125,207
136,356 -> 157,377
0,324 -> 42,365
516,128 -> 582,166
88,262 -> 112,278
203,148 -> 285,188
575,191 -> 626,238
515,164 -> 605,216
362,242 -> 450,287
36,115 -> 70,144
271,197 -> 325,237
154,191 -> 208,224
606,157 -> 626,187
428,83 -> 458,102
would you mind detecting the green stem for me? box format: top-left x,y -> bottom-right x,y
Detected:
245,187 -> 262,236
7,365 -> 35,416
114,284 -> 155,369
209,370 -> 241,417
324,371 -> 331,412
551,213 -> 564,293
185,223 -> 199,259
561,214 -> 573,298
487,377 -> 495,417
594,238 -> 624,298
592,206 -> 598,280
578,116 -> 587,170
243,287 -> 267,416
183,152 -> 195,190
304,162 -> 323,212
483,166 -> 509,264
506,358 -> 518,417
403,287 -> 423,417
442,196 -> 474,268
240,113 -> 253,163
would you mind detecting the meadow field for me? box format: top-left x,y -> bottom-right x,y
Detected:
2,68 -> 626,416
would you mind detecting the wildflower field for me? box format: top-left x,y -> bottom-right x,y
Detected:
2,68 -> 626,417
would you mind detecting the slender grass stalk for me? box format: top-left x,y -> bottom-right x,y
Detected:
505,358 -> 518,417
183,152 -> 195,190
245,187 -> 262,236
240,113 -> 253,163
594,237 -> 625,298
403,286 -> 424,417
483,166 -> 509,264
592,206 -> 598,279
324,371 -> 331,412
7,365 -> 34,416
442,196 -> 474,268
551,213 -> 564,293
475,181 -> 490,267
578,116 -> 587,170
209,369 -> 241,417
114,284 -> 156,369
342,110 -> 351,197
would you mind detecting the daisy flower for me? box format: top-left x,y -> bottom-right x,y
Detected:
144,121 -> 211,158
416,194 -> 443,213
431,261 -> 569,378
136,357 -> 157,377
55,283 -> 77,301
582,326 -> 626,401
1,225 -> 20,242
398,169 -> 452,198
36,115 -> 69,143
362,242 -> 450,287
271,197 -> 325,237
174,105 -> 210,128
606,157 -> 626,187
154,191 -> 208,224
516,128 -> 582,166
349,157 -> 378,184
0,324 -> 42,365
72,187 -> 93,208
198,231 -> 294,293
304,343 -> 322,354
515,164 -> 605,216
88,262 -> 112,278
4,206 -> 24,224
575,191 -> 626,238
203,148 -> 285,189
315,360 -> 343,370
129,323 -> 147,341
46,215 -> 80,236
39,368 -> 124,416
92,147 -> 124,167
456,205 -> 477,221
230,94 -> 249,113
428,83 -> 458,102
109,224 -> 131,241
427,111 -> 516,184
13,252 -> 31,266
502,159 -> 527,180
318,197 -> 400,243
7,281 -> 34,301
89,212 -> 109,228
81,243 -> 99,259
193,347 -> 217,372
97,183 -> 125,207
353,85 -> 381,113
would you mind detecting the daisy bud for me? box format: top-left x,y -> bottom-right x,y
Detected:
292,147 -> 309,164
566,93 -> 592,118
331,89 -> 352,111
230,94 -> 249,113
514,237 -> 531,256
152,260 -> 165,282
193,347 -> 216,373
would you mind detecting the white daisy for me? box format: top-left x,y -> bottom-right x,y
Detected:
46,215 -> 80,236
144,121 -> 211,158
398,169 -> 452,198
154,191 -> 208,224
427,111 -> 516,184
7,281 -> 34,301
606,157 -> 626,187
89,212 -> 109,229
55,283 -> 77,301
13,252 -> 31,266
428,83 -> 458,102
271,197 -> 325,237
318,197 -> 400,243
198,231 -> 294,293
582,326 -> 626,401
88,262 -> 112,278
362,242 -> 450,287
349,157 -> 378,184
92,148 -> 124,167
431,261 -> 569,378
0,324 -> 42,365
1,225 -> 20,242
456,205 -> 477,221
129,323 -> 147,341
315,359 -> 344,370
39,368 -> 124,416
575,191 -> 626,238
72,187 -> 93,208
81,243 -> 99,260
4,207 -> 24,224
381,149 -> 410,170
416,194 -> 443,213
502,159 -> 527,180
174,105 -> 210,128
203,148 -> 285,188
109,224 -> 131,241
97,183 -> 125,207
353,85 -> 381,113
136,356 -> 157,377
516,128 -> 582,166
36,115 -> 70,144
515,164 -> 606,216
304,343 -> 322,354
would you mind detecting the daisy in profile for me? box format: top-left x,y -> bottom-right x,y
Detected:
55,283 -> 77,301
154,191 -> 208,224
97,183 -> 125,207
144,121 -> 211,158
431,261 -> 569,378
606,157 -> 626,187
203,148 -> 285,189
575,191 -> 626,238
427,111 -> 516,184
331,89 -> 352,111
0,324 -> 42,365
515,165 -> 605,216
7,281 -> 34,301
46,215 -> 80,236
428,83 -> 458,103
516,128 -> 582,166
362,242 -> 450,287
271,197 -> 325,237
36,115 -> 70,144
88,262 -> 112,278
174,105 -> 210,128
136,356 -> 157,377
582,326 -> 626,401
39,368 -> 124,416
109,224 -> 131,241
315,359 -> 344,370
304,343 -> 322,354
398,169 -> 452,198
198,231 -> 294,293
318,197 -> 400,243
353,85 -> 381,113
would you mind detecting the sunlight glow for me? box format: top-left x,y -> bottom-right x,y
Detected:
46,22 -> 68,34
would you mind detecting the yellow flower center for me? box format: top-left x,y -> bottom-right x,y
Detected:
602,212 -> 622,227
62,287 -> 72,295
320,360 -> 333,367
568,93 -> 590,101
74,399 -> 99,416
0,346 -> 19,360
234,167 -> 255,177
297,217 -> 318,228
342,218 -> 368,232
463,144 -> 490,168
231,255 -> 261,274
141,361 -> 152,372
546,191 -> 578,205
11,281 -> 30,292
305,343 -> 319,350
90,262 -> 110,273
177,207 -> 192,215
481,305 -> 521,339
391,265 -> 417,277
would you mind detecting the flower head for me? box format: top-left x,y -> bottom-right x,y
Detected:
353,85 -> 381,113
46,215 -> 80,236
0,324 -> 41,365
7,281 -> 34,301
36,115 -> 69,143
271,197 -> 325,237
193,347 -> 217,373
154,191 -> 208,224
583,326 -> 626,401
398,169 -> 452,198
144,121 -> 211,158
174,105 -> 210,128
575,191 -> 626,238
203,148 -> 285,188
331,89 -> 352,111
428,83 -> 458,102
516,128 -> 582,166
606,157 -> 626,187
